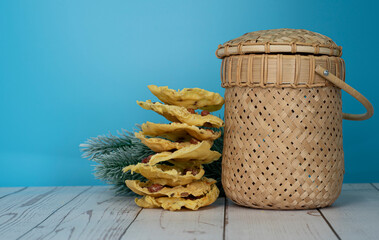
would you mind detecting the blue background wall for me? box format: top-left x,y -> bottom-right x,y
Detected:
1,0 -> 378,187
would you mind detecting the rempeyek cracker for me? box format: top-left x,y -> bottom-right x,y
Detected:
134,131 -> 192,152
135,183 -> 220,211
148,85 -> 224,112
137,100 -> 224,128
125,177 -> 216,198
123,163 -> 205,187
141,121 -> 221,141
148,140 -> 221,166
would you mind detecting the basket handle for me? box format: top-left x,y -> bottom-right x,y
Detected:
315,65 -> 374,121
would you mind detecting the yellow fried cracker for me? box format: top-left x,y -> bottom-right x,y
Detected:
134,132 -> 192,152
137,100 -> 224,128
148,141 -> 221,166
123,163 -> 205,186
135,184 -> 220,211
125,177 -> 216,198
148,85 -> 224,112
141,121 -> 221,141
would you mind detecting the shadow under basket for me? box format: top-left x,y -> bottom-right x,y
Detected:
216,29 -> 374,209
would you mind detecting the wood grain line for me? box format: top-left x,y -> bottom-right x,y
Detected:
317,209 -> 341,240
370,183 -> 379,191
117,208 -> 143,240
223,197 -> 228,240
15,186 -> 92,240
0,187 -> 27,200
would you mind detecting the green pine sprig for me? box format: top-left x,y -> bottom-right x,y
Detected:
80,130 -> 153,194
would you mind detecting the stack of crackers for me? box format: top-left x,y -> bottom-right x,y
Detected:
123,85 -> 224,211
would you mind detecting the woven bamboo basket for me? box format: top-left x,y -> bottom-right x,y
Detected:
216,29 -> 374,209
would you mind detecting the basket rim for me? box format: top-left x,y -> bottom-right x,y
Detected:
220,54 -> 345,89
216,42 -> 342,58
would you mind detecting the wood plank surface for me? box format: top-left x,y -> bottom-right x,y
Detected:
121,198 -> 225,240
224,198 -> 338,240
19,186 -> 141,240
342,183 -> 374,191
0,184 -> 378,240
0,186 -> 90,239
319,183 -> 379,240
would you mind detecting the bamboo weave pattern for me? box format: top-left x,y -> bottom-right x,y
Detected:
222,86 -> 344,209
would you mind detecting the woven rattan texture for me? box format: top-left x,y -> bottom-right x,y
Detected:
222,86 -> 344,209
221,55 -> 345,88
225,29 -> 337,46
216,29 -> 342,58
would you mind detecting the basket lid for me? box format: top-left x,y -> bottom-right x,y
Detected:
216,28 -> 342,58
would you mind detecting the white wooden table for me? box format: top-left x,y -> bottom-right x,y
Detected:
0,184 -> 378,240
